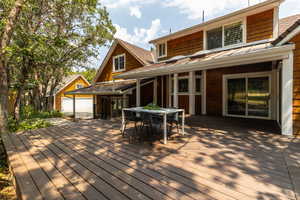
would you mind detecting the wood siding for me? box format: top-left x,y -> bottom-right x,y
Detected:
178,95 -> 189,114
290,33 -> 300,135
158,31 -> 203,62
247,9 -> 274,43
55,77 -> 91,111
96,44 -> 144,82
206,63 -> 272,116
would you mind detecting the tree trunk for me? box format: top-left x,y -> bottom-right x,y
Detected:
0,0 -> 26,134
13,86 -> 24,121
0,60 -> 9,134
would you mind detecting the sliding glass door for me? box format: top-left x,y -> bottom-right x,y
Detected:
224,73 -> 271,119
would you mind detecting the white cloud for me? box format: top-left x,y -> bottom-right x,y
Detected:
163,0 -> 265,20
130,6 -> 142,18
280,0 -> 300,18
114,19 -> 162,47
102,0 -> 156,9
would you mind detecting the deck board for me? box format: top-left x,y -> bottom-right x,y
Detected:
53,124 -> 295,200
3,116 -> 300,200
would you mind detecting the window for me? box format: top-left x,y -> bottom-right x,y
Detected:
113,54 -> 125,72
157,43 -> 166,58
207,27 -> 223,50
178,79 -> 188,93
76,84 -> 84,89
206,21 -> 243,50
224,22 -> 243,46
196,77 -> 201,93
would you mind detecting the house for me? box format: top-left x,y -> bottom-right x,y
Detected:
68,0 -> 300,136
65,39 -> 155,119
53,74 -> 92,116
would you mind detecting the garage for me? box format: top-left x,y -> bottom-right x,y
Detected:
61,97 -> 93,118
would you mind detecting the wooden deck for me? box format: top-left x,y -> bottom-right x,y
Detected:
2,116 -> 300,200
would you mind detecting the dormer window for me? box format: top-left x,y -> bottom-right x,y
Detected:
157,43 -> 166,58
206,21 -> 244,50
113,54 -> 125,72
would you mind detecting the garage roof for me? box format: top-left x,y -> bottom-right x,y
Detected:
65,78 -> 153,95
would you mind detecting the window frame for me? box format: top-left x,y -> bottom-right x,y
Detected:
171,75 -> 202,95
76,84 -> 84,89
204,19 -> 246,51
113,54 -> 126,73
157,42 -> 167,59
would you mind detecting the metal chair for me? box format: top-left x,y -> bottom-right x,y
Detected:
122,110 -> 141,143
167,107 -> 181,135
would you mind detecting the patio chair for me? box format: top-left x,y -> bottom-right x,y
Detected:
122,110 -> 141,143
167,108 -> 181,135
140,112 -> 165,141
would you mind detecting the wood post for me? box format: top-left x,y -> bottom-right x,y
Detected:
173,73 -> 178,108
72,95 -> 76,121
281,52 -> 293,136
136,79 -> 141,107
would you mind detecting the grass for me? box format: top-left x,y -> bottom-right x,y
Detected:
0,142 -> 16,200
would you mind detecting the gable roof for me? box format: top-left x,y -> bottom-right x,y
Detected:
118,39 -> 153,65
273,14 -> 300,45
149,0 -> 283,44
279,14 -> 300,35
53,74 -> 90,96
93,39 -> 153,84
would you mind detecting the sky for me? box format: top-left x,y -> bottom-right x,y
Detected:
91,0 -> 300,68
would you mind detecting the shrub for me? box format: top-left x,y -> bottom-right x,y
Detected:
18,118 -> 51,131
8,117 -> 51,133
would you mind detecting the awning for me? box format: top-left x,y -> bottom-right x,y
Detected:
65,78 -> 153,95
114,42 -> 295,79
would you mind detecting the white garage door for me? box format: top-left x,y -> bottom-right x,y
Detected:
61,97 -> 93,114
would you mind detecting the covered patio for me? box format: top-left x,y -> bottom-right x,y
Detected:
115,42 -> 295,136
3,116 -> 300,200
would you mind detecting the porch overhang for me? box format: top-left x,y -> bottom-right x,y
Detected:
115,44 -> 295,79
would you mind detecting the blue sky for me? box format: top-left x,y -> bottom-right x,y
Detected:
91,0 -> 300,68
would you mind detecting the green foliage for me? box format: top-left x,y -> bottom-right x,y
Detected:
8,117 -> 51,133
71,68 -> 97,83
143,103 -> 161,110
20,105 -> 63,119
8,106 -> 62,132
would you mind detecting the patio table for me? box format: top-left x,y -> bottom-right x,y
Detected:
122,107 -> 185,144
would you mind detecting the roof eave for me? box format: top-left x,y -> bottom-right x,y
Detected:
115,44 -> 295,79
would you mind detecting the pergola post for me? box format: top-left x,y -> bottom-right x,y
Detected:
153,77 -> 158,104
136,79 -> 141,107
281,52 -> 294,136
168,74 -> 172,107
93,95 -> 96,119
173,73 -> 178,108
72,95 -> 76,121
189,71 -> 195,115
202,70 -> 207,115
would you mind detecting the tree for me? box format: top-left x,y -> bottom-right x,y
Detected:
1,0 -> 116,127
0,0 -> 26,134
72,68 -> 97,83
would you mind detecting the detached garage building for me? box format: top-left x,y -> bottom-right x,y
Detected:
53,75 -> 93,117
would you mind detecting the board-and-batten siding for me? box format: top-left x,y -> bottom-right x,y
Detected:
96,44 -> 143,82
247,9 -> 274,42
291,33 -> 300,134
206,63 -> 272,116
158,31 -> 203,62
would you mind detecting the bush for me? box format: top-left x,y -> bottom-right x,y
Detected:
18,118 -> 51,131
8,117 -> 51,133
20,105 -> 63,119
